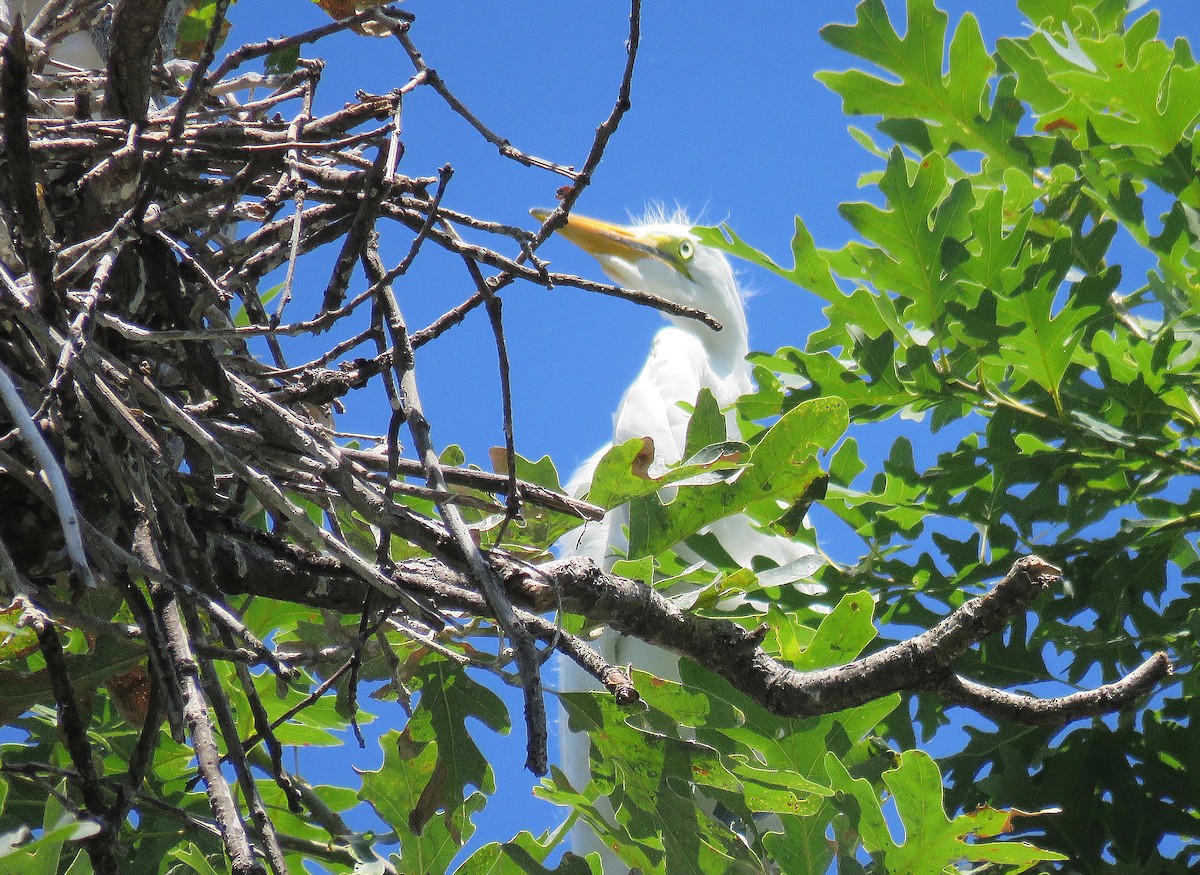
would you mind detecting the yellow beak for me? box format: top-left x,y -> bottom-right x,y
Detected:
531,208 -> 660,262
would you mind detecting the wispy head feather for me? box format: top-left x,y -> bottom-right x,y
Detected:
632,201 -> 694,228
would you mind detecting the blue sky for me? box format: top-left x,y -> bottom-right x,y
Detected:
221,0 -> 1199,864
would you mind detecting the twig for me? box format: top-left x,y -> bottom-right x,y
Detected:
134,500 -> 263,875
933,655 -> 1172,724
320,146 -> 390,314
86,343 -> 440,617
345,593 -> 374,749
107,678 -> 167,827
385,18 -> 577,178
407,0 -> 644,345
42,247 -> 120,408
162,595 -> 265,874
439,215 -> 523,541
19,596 -> 121,874
364,243 -> 549,775
208,5 -> 413,84
26,0 -> 75,41
189,603 -> 288,875
0,363 -> 97,589
271,67 -> 317,329
528,0 -> 642,244
344,447 -> 603,521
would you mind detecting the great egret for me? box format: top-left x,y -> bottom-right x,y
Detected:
536,208 -> 818,867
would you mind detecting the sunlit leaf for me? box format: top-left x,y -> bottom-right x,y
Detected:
628,398 -> 847,559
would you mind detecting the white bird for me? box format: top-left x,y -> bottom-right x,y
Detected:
536,207 -> 818,869
2,0 -> 104,70
0,0 -> 186,104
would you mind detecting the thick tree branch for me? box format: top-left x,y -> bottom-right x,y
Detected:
105,0 -> 171,121
18,597 -> 121,875
1,18 -> 55,309
211,527 -> 1170,729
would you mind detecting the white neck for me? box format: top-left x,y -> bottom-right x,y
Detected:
668,299 -> 749,378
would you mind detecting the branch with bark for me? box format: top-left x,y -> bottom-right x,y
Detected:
210,535 -> 1169,726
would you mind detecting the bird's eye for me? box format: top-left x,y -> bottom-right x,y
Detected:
677,240 -> 695,260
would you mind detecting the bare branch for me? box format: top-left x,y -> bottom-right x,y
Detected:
17,595 -> 120,874
1,18 -> 55,308
216,538 -> 1169,730
933,655 -> 1172,724
0,362 -> 96,589
105,0 -> 171,121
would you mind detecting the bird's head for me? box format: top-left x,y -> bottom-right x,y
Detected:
531,208 -> 747,352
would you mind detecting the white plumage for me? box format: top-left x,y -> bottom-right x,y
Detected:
2,0 -> 105,70
538,208 -> 817,868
